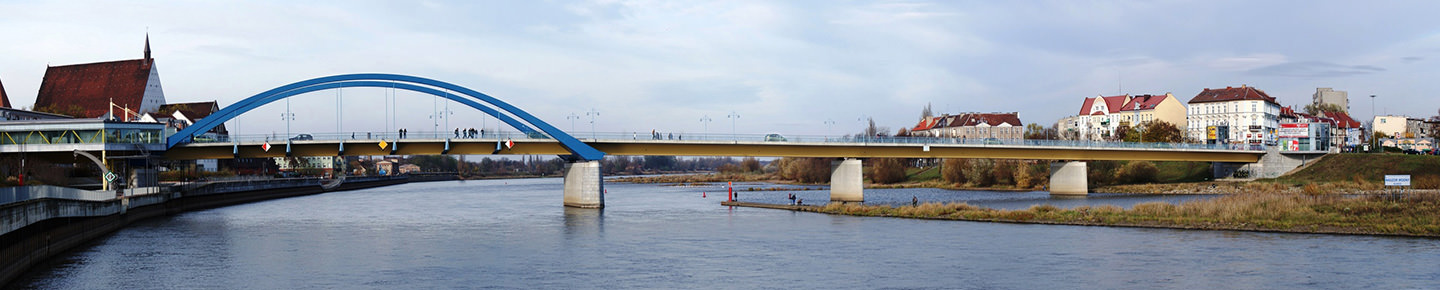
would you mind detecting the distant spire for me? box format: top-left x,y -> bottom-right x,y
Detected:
144,33 -> 152,60
143,33 -> 153,69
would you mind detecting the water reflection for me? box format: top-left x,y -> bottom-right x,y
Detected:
563,207 -> 603,236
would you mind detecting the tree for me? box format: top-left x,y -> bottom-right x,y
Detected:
776,157 -> 831,183
1304,103 -> 1346,115
739,157 -> 762,173
869,158 -> 907,184
920,103 -> 934,120
1025,123 -> 1046,139
1115,161 -> 1159,184
1113,123 -> 1142,142
1140,120 -> 1185,143
941,159 -> 968,185
860,117 -> 889,137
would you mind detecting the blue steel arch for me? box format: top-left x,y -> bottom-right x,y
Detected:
167,73 -> 606,161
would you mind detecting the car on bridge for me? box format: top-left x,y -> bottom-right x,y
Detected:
289,134 -> 314,141
764,133 -> 787,142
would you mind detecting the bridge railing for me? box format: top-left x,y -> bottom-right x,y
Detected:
186,131 -> 1259,152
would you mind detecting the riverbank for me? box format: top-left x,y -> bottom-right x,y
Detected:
724,192 -> 1440,237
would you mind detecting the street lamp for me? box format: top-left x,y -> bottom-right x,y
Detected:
586,108 -> 600,139
567,113 -> 581,131
1370,94 -> 1377,153
824,118 -> 836,140
281,97 -> 295,139
700,115 -> 713,135
726,111 -> 740,141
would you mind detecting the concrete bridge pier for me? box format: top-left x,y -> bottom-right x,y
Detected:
563,160 -> 604,208
830,158 -> 864,203
1048,161 -> 1088,196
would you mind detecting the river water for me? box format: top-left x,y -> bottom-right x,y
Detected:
13,179 -> 1440,289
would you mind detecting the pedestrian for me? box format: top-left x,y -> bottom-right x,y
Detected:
398,129 -> 404,138
797,198 -> 802,206
367,132 -> 372,139
455,128 -> 460,138
351,132 -> 355,139
912,196 -> 918,206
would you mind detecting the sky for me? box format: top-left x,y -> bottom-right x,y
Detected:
1,0 -> 1438,139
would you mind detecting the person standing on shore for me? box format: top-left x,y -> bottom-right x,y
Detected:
913,196 -> 918,207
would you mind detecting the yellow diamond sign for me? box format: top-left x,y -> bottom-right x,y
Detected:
378,140 -> 389,149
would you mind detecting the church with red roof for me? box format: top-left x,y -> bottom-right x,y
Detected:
33,36 -> 167,119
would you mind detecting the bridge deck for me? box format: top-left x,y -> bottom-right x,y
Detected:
165,138 -> 1263,162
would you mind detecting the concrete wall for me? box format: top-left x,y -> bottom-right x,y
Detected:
563,161 -> 604,208
1049,161 -> 1088,195
830,159 -> 863,202
1214,147 -> 1325,179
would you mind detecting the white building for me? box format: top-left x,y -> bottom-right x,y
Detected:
1073,94 -> 1131,141
1185,85 -> 1281,145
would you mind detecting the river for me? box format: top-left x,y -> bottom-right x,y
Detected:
12,178 -> 1440,289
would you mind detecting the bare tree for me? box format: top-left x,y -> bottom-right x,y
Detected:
920,103 -> 934,120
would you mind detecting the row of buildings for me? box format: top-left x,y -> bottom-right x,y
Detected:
1053,85 -> 1375,152
0,36 -> 418,175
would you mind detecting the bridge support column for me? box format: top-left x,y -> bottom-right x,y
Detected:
1049,161 -> 1088,196
830,158 -> 863,203
563,160 -> 604,208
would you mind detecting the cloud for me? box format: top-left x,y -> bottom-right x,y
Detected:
1246,61 -> 1385,78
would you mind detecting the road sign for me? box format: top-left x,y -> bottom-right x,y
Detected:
1384,175 -> 1411,186
378,140 -> 389,149
261,142 -> 272,152
104,171 -> 117,182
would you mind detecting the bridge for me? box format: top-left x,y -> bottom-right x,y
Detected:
124,73 -> 1264,208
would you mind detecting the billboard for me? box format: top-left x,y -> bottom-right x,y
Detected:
1207,126 -> 1218,140
1278,123 -> 1310,138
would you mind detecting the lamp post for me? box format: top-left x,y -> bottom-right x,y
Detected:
700,115 -> 713,135
726,111 -> 740,141
567,113 -> 580,131
586,108 -> 600,140
281,98 -> 295,139
1371,94 -> 1377,153
824,119 -> 836,141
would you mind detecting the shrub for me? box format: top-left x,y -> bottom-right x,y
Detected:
1115,161 -> 1159,184
1415,175 -> 1440,189
941,159 -> 968,185
1015,162 -> 1034,188
991,159 -> 1015,186
869,158 -> 907,184
965,159 -> 994,187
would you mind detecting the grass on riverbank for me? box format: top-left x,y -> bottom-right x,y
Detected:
813,192 -> 1440,237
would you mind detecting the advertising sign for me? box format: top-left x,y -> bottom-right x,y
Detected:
1278,123 -> 1310,138
1345,128 -> 1362,146
1207,126 -> 1218,140
1385,175 -> 1411,186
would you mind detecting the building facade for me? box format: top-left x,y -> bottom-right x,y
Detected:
909,112 -> 1024,140
1185,85 -> 1281,145
1114,93 -> 1188,131
1074,94 -> 1131,141
1312,87 -> 1348,112
1372,115 -> 1408,137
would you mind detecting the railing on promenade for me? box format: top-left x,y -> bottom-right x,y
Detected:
183,131 -> 1260,152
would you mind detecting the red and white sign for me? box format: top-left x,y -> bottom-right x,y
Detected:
1278,123 -> 1310,138
261,142 -> 272,152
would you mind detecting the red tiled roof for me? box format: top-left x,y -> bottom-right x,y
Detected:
1323,111 -> 1362,128
948,113 -> 1022,127
1279,106 -> 1298,118
0,76 -> 9,108
159,101 -> 219,120
1188,85 -> 1277,104
910,116 -> 944,132
1120,94 -> 1170,111
1080,95 -> 1129,115
35,58 -> 155,118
